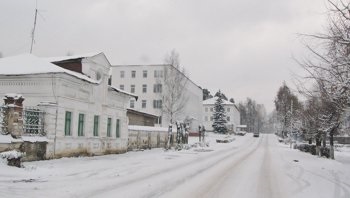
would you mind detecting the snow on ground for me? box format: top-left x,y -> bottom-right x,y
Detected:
0,133 -> 349,198
0,133 -> 243,198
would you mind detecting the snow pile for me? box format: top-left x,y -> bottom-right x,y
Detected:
3,93 -> 23,100
0,150 -> 24,160
22,136 -> 50,143
0,134 -> 23,143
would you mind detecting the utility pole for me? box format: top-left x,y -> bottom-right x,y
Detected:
30,1 -> 38,53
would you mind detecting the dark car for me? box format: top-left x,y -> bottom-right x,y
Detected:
253,132 -> 259,137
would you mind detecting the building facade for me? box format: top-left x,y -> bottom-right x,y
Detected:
111,64 -> 203,131
0,53 -> 136,159
202,97 -> 241,132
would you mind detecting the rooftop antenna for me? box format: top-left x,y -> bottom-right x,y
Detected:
30,0 -> 38,54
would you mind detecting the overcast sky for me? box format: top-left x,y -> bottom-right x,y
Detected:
0,0 -> 329,112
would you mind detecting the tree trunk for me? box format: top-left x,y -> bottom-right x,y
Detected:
329,131 -> 335,159
316,138 -> 321,156
322,131 -> 326,147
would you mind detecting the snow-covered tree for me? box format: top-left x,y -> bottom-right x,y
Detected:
203,88 -> 213,100
212,91 -> 227,133
297,0 -> 350,159
274,82 -> 302,138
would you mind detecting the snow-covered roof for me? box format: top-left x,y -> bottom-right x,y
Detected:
43,52 -> 103,62
203,97 -> 234,105
108,85 -> 138,100
127,108 -> 158,117
0,54 -> 98,84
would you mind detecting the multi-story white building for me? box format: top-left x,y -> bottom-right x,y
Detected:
111,64 -> 203,131
202,97 -> 240,132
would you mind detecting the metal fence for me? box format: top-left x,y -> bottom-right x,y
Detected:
23,107 -> 45,135
0,105 -> 45,136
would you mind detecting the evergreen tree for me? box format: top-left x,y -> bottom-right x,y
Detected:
212,91 -> 227,133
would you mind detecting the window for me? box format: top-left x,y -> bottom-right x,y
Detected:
153,84 -> 162,93
143,70 -> 147,78
142,84 -> 147,93
210,116 -> 213,121
227,116 -> 230,121
131,85 -> 135,93
130,100 -> 135,108
154,70 -> 164,78
205,116 -> 208,121
205,107 -> 208,112
142,100 -> 147,108
93,115 -> 99,136
116,119 -> 120,138
78,113 -> 84,136
120,71 -> 125,78
210,108 -> 213,112
107,117 -> 112,137
153,100 -> 162,109
131,70 -> 136,78
120,85 -> 124,90
157,116 -> 162,125
64,111 -> 72,136
227,108 -> 230,112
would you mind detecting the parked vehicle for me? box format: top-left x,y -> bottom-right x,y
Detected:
253,132 -> 259,137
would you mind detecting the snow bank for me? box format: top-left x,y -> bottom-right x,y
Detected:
22,136 -> 50,143
0,150 -> 24,159
0,135 -> 23,143
128,125 -> 175,132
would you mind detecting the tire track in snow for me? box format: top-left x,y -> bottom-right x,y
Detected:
154,135 -> 265,198
84,137 -> 259,198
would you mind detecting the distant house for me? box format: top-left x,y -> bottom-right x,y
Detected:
0,53 -> 137,159
111,64 -> 203,131
202,97 -> 241,132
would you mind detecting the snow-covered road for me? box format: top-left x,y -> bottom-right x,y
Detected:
1,134 -> 350,198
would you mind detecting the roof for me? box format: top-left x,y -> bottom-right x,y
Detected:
43,52 -> 103,63
203,97 -> 235,105
0,54 -> 139,100
108,85 -> 138,100
127,108 -> 158,118
0,54 -> 98,84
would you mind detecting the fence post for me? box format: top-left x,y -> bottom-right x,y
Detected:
3,94 -> 25,138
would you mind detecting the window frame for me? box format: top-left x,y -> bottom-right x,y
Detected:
64,111 -> 72,136
78,113 -> 85,136
93,115 -> 99,136
107,117 -> 112,137
116,119 -> 120,138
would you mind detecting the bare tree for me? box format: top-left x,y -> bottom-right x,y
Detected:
297,0 -> 350,159
160,49 -> 189,124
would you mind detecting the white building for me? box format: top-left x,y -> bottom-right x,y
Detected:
111,64 -> 203,131
202,97 -> 241,132
0,53 -> 136,158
